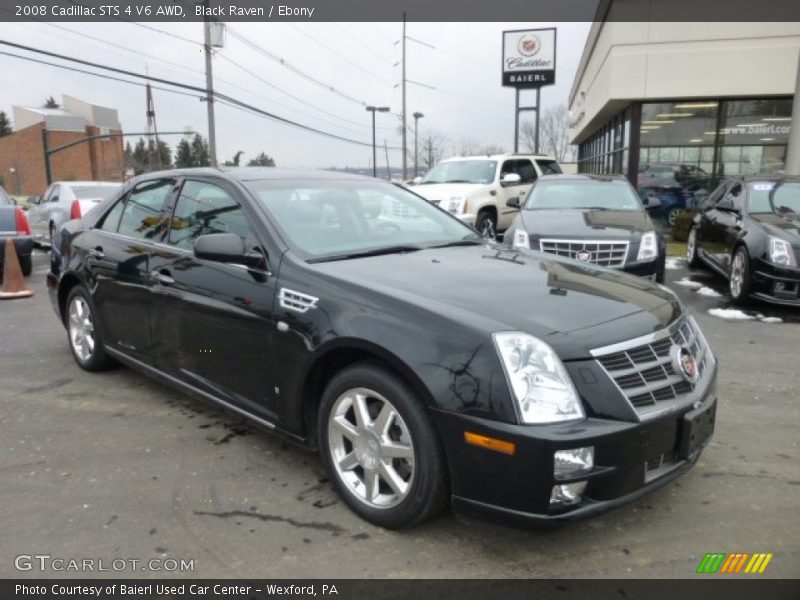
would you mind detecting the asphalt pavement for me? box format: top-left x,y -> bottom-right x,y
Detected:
1,250 -> 798,578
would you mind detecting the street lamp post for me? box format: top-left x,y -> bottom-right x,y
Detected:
366,106 -> 390,178
412,112 -> 424,178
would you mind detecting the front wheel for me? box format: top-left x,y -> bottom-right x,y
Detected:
729,246 -> 751,305
65,286 -> 116,371
667,208 -> 682,227
475,210 -> 497,240
318,362 -> 448,529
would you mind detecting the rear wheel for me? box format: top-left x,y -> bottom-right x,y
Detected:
729,246 -> 751,305
667,208 -> 682,227
65,286 -> 116,371
318,362 -> 448,529
475,210 -> 497,240
19,255 -> 32,277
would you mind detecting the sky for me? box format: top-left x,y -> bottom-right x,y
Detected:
0,21 -> 591,169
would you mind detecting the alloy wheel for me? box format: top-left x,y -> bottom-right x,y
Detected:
687,228 -> 696,262
479,218 -> 496,240
327,387 -> 415,509
68,296 -> 95,362
730,252 -> 745,298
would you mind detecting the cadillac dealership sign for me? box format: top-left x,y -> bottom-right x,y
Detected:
502,28 -> 556,87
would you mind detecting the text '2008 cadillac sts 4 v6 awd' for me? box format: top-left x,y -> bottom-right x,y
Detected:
47,168 -> 717,529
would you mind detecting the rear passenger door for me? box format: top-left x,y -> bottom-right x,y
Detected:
83,178 -> 176,363
148,178 -> 280,422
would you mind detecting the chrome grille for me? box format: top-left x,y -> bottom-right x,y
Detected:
539,239 -> 629,267
594,317 -> 711,415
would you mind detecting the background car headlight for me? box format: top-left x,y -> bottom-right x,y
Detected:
512,229 -> 530,249
447,196 -> 467,214
637,231 -> 658,261
492,332 -> 585,424
769,237 -> 797,267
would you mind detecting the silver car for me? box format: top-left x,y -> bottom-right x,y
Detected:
27,181 -> 121,246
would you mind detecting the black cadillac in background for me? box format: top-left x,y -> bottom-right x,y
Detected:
504,175 -> 667,282
687,176 -> 800,305
48,168 -> 717,529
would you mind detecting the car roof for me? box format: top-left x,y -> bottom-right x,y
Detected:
135,167 -> 379,183
440,153 -> 557,162
537,173 -> 630,182
723,174 -> 800,184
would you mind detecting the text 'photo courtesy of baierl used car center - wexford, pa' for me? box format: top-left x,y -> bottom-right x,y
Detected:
0,0 -> 799,599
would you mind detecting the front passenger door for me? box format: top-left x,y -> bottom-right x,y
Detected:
707,184 -> 741,270
498,159 -> 536,229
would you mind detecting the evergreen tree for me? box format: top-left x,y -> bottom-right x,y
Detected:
132,138 -> 149,172
0,111 -> 12,137
247,152 -> 276,167
175,138 -> 193,168
43,96 -> 60,109
223,151 -> 244,166
190,134 -> 210,167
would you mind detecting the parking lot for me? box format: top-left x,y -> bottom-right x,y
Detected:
1,249 -> 798,579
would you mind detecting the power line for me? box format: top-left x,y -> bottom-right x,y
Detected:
0,41 -> 399,150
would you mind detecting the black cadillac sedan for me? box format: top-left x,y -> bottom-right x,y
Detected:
504,175 -> 667,282
687,176 -> 800,305
48,168 -> 717,529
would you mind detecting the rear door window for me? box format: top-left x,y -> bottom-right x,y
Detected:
535,159 -> 562,175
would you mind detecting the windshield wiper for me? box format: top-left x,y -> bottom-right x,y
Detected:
427,239 -> 484,248
444,179 -> 472,184
307,245 -> 423,263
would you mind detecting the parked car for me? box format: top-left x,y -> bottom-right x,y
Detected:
0,185 -> 33,276
505,175 -> 667,282
414,154 -> 562,239
49,167 -> 717,529
27,181 -> 121,246
637,164 -> 715,226
687,176 -> 800,305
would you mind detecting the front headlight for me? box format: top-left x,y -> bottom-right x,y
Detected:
512,229 -> 530,249
447,196 -> 467,214
492,332 -> 585,424
637,230 -> 658,261
769,237 -> 797,267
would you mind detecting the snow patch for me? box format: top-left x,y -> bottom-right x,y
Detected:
759,316 -> 783,324
708,308 -> 755,320
696,287 -> 722,298
665,258 -> 684,270
674,278 -> 703,289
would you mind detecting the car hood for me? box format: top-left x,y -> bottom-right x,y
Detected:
749,212 -> 800,243
519,209 -> 652,239
311,244 -> 681,360
414,183 -> 488,203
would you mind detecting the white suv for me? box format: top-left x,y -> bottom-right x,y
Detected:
414,154 -> 562,238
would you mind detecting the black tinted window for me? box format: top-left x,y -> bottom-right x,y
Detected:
168,180 -> 250,251
117,179 -> 173,239
501,159 -> 537,183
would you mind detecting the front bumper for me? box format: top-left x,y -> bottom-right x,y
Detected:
433,381 -> 716,527
750,259 -> 800,306
619,257 -> 661,280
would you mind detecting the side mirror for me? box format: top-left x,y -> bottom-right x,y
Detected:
194,233 -> 265,269
500,172 -> 521,187
506,196 -> 521,209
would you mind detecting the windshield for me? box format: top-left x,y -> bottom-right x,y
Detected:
245,180 -> 481,260
748,181 -> 800,215
524,179 -> 643,211
70,185 -> 120,200
421,160 -> 497,185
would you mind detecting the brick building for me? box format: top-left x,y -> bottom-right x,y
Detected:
0,95 -> 124,196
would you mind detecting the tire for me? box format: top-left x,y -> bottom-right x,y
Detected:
318,361 -> 448,529
667,208 -> 682,227
686,226 -> 701,269
729,246 -> 751,305
475,210 -> 497,240
65,286 -> 116,371
19,255 -> 32,277
49,223 -> 55,248
655,256 -> 666,284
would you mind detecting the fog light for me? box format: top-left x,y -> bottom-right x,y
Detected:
550,482 -> 587,506
554,447 -> 594,478
776,282 -> 786,291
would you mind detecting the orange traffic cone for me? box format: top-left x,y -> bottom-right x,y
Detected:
0,238 -> 34,299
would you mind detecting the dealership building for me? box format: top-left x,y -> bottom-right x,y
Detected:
568,16 -> 800,210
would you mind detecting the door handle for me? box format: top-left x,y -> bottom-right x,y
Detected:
88,246 -> 104,259
151,269 -> 175,285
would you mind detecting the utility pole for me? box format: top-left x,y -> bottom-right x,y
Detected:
366,106 -> 390,178
401,12 -> 407,180
145,82 -> 161,170
785,46 -> 800,174
203,8 -> 218,167
413,111 -> 424,177
384,139 -> 391,180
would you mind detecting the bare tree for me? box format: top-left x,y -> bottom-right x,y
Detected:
419,129 -> 449,173
521,104 -> 575,161
453,137 -> 505,157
